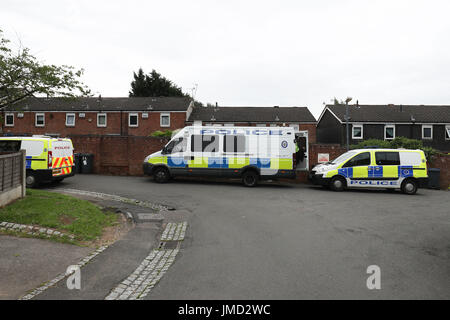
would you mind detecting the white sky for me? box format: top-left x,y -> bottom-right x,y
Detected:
2,0 -> 450,118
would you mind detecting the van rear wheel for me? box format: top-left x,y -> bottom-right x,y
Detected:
153,167 -> 170,183
242,171 -> 258,187
26,173 -> 38,188
401,179 -> 418,195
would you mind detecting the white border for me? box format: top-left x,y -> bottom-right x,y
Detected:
384,124 -> 395,140
5,113 -> 14,127
422,124 -> 433,139
160,113 -> 170,127
35,113 -> 45,127
97,113 -> 107,127
352,124 -> 363,139
128,113 -> 139,127
65,113 -> 76,127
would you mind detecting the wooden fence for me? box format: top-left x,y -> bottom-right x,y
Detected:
0,151 -> 26,206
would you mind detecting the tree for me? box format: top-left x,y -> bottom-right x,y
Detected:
0,29 -> 91,110
129,68 -> 186,97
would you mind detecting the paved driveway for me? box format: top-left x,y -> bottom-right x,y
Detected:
49,175 -> 450,299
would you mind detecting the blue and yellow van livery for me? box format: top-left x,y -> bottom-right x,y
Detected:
309,148 -> 428,194
0,136 -> 75,187
143,126 -> 297,187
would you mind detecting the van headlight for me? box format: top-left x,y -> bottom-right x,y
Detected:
144,155 -> 151,163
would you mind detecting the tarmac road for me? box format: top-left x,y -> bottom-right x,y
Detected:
49,174 -> 450,299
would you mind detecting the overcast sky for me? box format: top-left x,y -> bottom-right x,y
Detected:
2,0 -> 450,118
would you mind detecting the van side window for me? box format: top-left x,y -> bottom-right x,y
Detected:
165,138 -> 186,154
0,140 -> 21,152
375,152 -> 400,165
343,152 -> 371,167
191,135 -> 219,153
223,135 -> 246,153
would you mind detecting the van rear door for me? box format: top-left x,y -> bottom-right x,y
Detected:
51,139 -> 74,175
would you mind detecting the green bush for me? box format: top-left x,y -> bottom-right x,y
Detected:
150,130 -> 173,138
350,137 -> 439,160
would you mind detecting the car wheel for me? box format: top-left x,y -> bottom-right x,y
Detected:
54,178 -> 64,183
401,179 -> 418,195
242,171 -> 259,187
330,176 -> 346,191
154,167 -> 170,183
26,173 -> 38,188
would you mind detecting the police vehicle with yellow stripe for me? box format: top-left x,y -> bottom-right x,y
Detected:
309,148 -> 428,194
0,136 -> 75,187
143,126 -> 297,187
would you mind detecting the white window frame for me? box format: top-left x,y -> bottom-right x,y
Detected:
160,113 -> 170,127
445,125 -> 450,141
5,113 -> 14,127
35,113 -> 45,127
97,113 -> 107,127
384,124 -> 395,140
422,125 -> 433,140
352,124 -> 363,139
65,113 -> 76,127
128,113 -> 139,127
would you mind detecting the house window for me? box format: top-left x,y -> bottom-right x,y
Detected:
256,123 -> 266,127
35,113 -> 45,127
352,124 -> 363,139
384,125 -> 395,140
129,113 -> 139,127
66,113 -> 76,127
445,125 -> 450,141
422,125 -> 433,139
160,113 -> 170,127
5,113 -> 14,127
224,123 -> 234,127
97,113 -> 107,127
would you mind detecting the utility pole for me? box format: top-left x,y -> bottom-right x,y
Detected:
345,97 -> 352,151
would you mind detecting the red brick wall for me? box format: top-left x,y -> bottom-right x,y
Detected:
69,135 -> 169,175
428,154 -> 450,189
308,144 -> 346,169
2,111 -> 186,137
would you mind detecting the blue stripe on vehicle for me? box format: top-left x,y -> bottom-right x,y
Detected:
167,157 -> 186,168
208,157 -> 228,168
398,166 -> 413,178
250,158 -> 270,168
369,166 -> 383,178
26,160 -> 31,169
338,167 -> 353,178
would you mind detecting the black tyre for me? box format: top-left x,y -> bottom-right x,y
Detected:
242,171 -> 259,187
153,167 -> 170,183
401,179 -> 418,195
330,176 -> 346,191
54,178 -> 64,183
26,173 -> 38,188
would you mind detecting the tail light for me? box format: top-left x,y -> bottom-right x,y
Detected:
48,151 -> 53,168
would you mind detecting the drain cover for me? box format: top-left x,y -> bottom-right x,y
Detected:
159,241 -> 179,249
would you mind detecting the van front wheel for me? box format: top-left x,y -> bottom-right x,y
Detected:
153,167 -> 170,183
330,176 -> 346,191
242,171 -> 258,187
401,179 -> 418,195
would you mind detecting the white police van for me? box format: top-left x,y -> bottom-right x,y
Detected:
309,148 -> 428,194
143,126 -> 297,186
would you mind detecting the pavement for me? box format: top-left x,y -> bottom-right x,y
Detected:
43,174 -> 450,300
0,236 -> 91,300
1,174 -> 449,299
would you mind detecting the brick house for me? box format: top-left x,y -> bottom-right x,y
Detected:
317,104 -> 450,152
186,105 -> 317,143
2,96 -> 193,137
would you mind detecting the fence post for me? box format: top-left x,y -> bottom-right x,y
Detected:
20,149 -> 26,197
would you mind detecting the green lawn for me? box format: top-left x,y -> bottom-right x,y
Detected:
0,189 -> 118,241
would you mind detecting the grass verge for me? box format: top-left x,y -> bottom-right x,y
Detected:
0,189 -> 119,242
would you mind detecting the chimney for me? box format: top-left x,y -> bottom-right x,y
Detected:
274,106 -> 279,108
388,104 -> 394,107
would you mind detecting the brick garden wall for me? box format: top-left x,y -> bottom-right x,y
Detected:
69,135 -> 169,175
